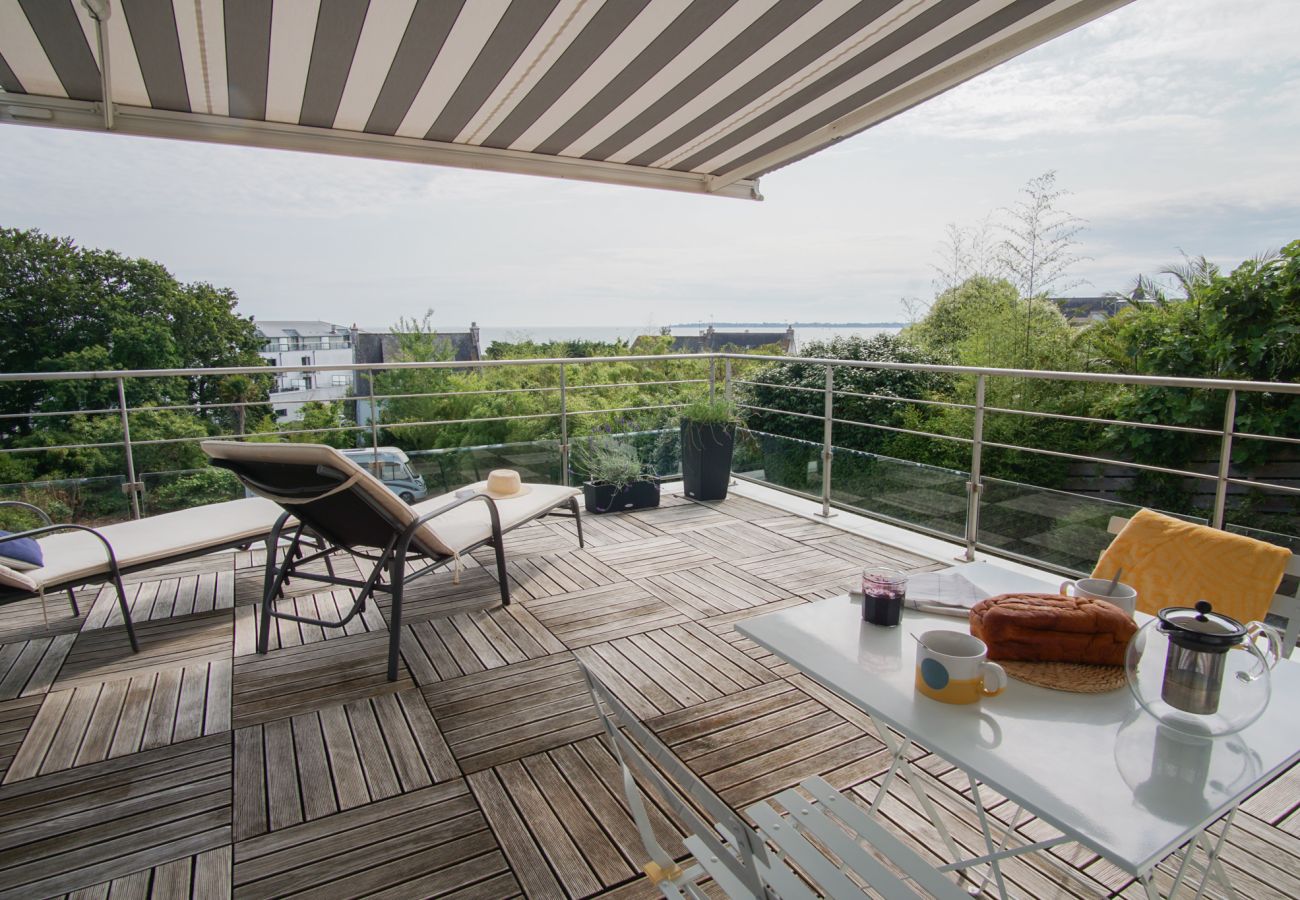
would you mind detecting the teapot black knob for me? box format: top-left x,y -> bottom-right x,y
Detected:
1195,600 -> 1213,618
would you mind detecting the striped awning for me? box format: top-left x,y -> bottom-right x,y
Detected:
0,0 -> 1128,200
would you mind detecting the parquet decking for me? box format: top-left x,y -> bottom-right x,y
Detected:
1,487 -> 1298,898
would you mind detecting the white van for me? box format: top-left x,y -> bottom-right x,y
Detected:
342,447 -> 428,503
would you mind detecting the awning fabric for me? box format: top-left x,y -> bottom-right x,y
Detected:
0,0 -> 1129,200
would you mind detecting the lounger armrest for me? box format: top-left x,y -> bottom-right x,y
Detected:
0,523 -> 123,575
0,500 -> 53,527
395,493 -> 502,557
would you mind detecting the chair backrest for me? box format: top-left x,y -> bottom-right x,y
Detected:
1107,514 -> 1300,655
203,441 -> 455,557
578,662 -> 771,898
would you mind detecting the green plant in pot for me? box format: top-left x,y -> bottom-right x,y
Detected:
679,399 -> 741,501
571,433 -> 660,514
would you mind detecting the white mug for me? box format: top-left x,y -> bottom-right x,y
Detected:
1060,577 -> 1138,618
915,631 -> 1007,705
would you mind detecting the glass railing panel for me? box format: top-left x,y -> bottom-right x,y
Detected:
141,467 -> 246,516
976,477 -> 1168,574
830,447 -> 967,539
408,440 -> 564,495
733,429 -> 821,495
0,475 -> 130,528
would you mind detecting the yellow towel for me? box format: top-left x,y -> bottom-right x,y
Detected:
1093,508 -> 1291,623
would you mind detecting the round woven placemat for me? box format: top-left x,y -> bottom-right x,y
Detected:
1000,660 -> 1127,693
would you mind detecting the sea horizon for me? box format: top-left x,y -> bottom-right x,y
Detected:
465,324 -> 903,351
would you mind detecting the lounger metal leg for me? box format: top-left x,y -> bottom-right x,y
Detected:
490,517 -> 511,606
67,586 -> 79,617
387,549 -> 405,682
569,496 -> 585,548
109,567 -> 139,652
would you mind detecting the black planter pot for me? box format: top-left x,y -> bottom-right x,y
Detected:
583,478 -> 661,514
680,422 -> 735,501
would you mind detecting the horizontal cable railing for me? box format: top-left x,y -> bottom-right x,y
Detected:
1,351 -> 1295,576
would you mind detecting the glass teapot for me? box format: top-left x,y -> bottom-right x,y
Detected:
1125,601 -> 1282,737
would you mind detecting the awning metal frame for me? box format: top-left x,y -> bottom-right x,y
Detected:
0,91 -> 764,201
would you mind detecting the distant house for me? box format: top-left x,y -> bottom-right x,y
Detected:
256,320 -> 355,420
667,325 -> 794,353
1052,296 -> 1126,325
352,324 -> 481,425
256,320 -> 481,423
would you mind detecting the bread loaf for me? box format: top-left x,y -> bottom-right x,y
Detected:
969,593 -> 1137,666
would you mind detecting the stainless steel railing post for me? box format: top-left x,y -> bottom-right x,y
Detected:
964,374 -> 987,561
116,376 -> 142,519
817,364 -> 834,519
709,357 -> 716,403
559,363 -> 570,487
368,369 -> 380,459
724,358 -> 733,405
1212,389 -> 1237,529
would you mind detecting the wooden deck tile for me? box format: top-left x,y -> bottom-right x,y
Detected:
378,566 -> 508,624
83,571 -> 236,630
692,494 -> 786,524
504,548 -> 625,601
55,611 -> 233,691
0,633 -> 76,700
804,531 -> 940,571
671,520 -> 801,562
573,623 -> 777,719
422,653 -> 602,774
0,695 -> 43,782
469,520 -> 579,566
231,631 -> 413,730
51,845 -> 232,899
233,689 -> 457,841
650,680 -> 885,809
234,554 -> 367,606
234,589 -> 388,656
0,592 -> 85,645
731,545 -> 860,597
643,563 -> 792,619
469,736 -> 688,899
626,503 -> 733,534
586,535 -> 720,579
5,659 -> 231,783
752,514 -> 848,543
548,512 -> 658,547
233,779 -> 516,900
0,733 -> 232,898
523,582 -> 692,649
401,605 -> 565,686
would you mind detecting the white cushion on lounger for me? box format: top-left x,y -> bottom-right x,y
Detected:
0,497 -> 282,593
411,482 -> 579,553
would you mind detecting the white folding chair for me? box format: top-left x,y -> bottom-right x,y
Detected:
579,662 -> 966,899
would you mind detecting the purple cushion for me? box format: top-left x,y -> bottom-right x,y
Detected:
0,531 -> 43,570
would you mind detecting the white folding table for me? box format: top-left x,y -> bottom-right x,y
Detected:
737,562 -> 1300,899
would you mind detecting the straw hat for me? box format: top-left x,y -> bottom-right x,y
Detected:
480,469 -> 531,499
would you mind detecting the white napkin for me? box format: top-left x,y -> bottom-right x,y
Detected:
903,571 -> 988,618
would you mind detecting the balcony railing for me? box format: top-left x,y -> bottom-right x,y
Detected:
0,353 -> 1296,578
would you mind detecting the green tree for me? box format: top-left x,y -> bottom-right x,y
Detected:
282,401 -> 356,449
0,227 -> 265,444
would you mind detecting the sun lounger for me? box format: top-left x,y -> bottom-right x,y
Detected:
202,441 -> 582,680
0,496 -> 284,650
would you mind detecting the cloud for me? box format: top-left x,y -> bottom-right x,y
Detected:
891,0 -> 1300,142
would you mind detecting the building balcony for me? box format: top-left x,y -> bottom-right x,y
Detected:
0,354 -> 1296,897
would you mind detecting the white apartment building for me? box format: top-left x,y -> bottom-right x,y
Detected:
256,320 -> 356,421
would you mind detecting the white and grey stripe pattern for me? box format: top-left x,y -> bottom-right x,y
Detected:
0,0 -> 1128,194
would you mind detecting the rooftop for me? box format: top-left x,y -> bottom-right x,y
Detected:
0,483 -> 1296,898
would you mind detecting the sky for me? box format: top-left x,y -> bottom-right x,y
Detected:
2,0 -> 1299,330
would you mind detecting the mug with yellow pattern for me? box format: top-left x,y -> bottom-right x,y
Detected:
915,631 -> 1007,704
